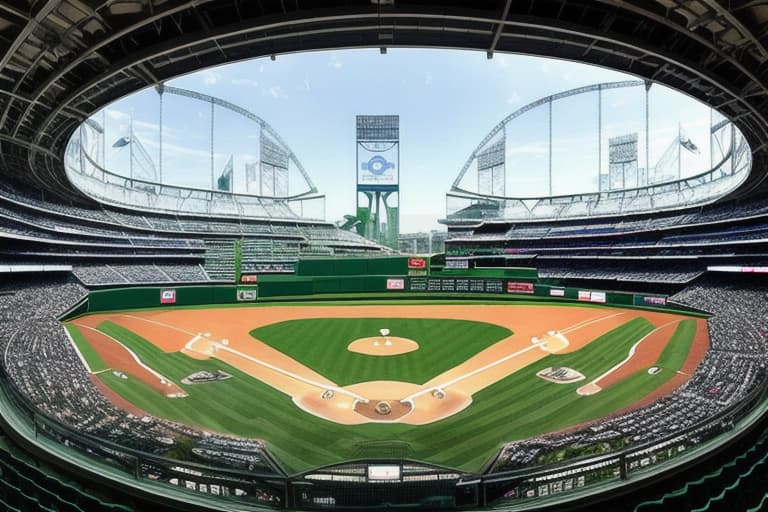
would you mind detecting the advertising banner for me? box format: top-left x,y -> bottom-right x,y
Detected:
641,295 -> 667,306
240,275 -> 258,283
550,288 -> 565,297
507,281 -> 534,294
578,290 -> 591,301
236,289 -> 258,301
590,291 -> 606,303
386,278 -> 405,290
160,289 -> 176,304
407,258 -> 426,269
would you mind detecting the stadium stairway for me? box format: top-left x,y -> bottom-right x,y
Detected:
0,438 -> 134,512
632,431 -> 768,512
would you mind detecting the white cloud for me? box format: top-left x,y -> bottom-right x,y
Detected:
329,55 -> 343,70
231,78 -> 259,88
268,86 -> 286,99
202,70 -> 222,85
105,108 -> 129,120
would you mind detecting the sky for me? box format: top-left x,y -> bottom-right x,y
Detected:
92,49 -> 716,232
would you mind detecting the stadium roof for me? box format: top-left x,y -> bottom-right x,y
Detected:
2,0 -> 768,204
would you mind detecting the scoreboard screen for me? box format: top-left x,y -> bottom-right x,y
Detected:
367,465 -> 400,481
409,277 -> 505,294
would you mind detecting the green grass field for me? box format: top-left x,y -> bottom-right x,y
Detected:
68,301 -> 700,475
250,318 -> 511,385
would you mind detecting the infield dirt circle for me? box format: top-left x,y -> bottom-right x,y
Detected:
347,336 -> 419,356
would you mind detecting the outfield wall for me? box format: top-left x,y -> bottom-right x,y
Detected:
78,277 -> 702,316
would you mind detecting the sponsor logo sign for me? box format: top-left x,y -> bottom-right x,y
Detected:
507,281 -> 534,294
240,275 -> 258,283
386,278 -> 405,290
590,291 -> 606,303
578,290 -> 591,301
160,289 -> 176,304
236,289 -> 258,301
550,288 -> 565,297
407,258 -> 426,269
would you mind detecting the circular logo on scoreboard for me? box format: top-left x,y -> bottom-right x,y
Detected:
362,155 -> 395,175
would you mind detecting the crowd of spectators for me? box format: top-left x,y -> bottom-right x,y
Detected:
73,264 -> 209,285
495,278 -> 768,471
537,261 -> 704,284
0,277 -> 277,483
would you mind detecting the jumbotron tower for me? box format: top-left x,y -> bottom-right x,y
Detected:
355,115 -> 400,249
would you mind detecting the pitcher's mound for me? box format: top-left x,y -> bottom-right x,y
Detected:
348,337 -> 419,356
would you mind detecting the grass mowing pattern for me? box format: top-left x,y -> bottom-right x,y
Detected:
65,324 -> 108,373
250,318 -> 511,385
657,319 -> 697,370
86,310 -> 699,475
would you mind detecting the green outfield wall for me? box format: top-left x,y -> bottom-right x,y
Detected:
85,285 -> 259,313
77,274 -> 702,316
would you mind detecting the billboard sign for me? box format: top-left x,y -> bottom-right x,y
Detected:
358,141 -> 398,187
590,291 -> 606,303
408,257 -> 427,269
550,288 -> 565,297
240,275 -> 258,283
236,289 -> 258,301
386,278 -> 405,290
160,289 -> 176,304
507,281 -> 534,294
641,295 -> 667,306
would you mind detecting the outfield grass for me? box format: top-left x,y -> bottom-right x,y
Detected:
65,324 -> 109,373
81,304 -> 700,475
250,318 -> 511,385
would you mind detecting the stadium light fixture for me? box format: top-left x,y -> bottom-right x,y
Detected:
380,47 -> 387,54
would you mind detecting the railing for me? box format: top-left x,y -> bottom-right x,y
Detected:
446,127 -> 751,223
64,128 -> 326,222
0,344 -> 766,510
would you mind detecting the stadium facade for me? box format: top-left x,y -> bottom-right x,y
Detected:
0,2 -> 768,512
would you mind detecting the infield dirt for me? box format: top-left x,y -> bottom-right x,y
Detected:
71,303 -> 706,426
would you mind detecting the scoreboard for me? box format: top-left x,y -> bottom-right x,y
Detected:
408,277 -> 506,294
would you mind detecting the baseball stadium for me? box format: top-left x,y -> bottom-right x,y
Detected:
1,2 -> 768,512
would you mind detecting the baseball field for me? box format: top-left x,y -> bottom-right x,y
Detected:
64,299 -> 708,474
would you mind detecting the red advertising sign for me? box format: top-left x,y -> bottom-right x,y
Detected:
507,281 -> 534,294
160,288 -> 176,304
407,258 -> 426,269
240,275 -> 258,283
